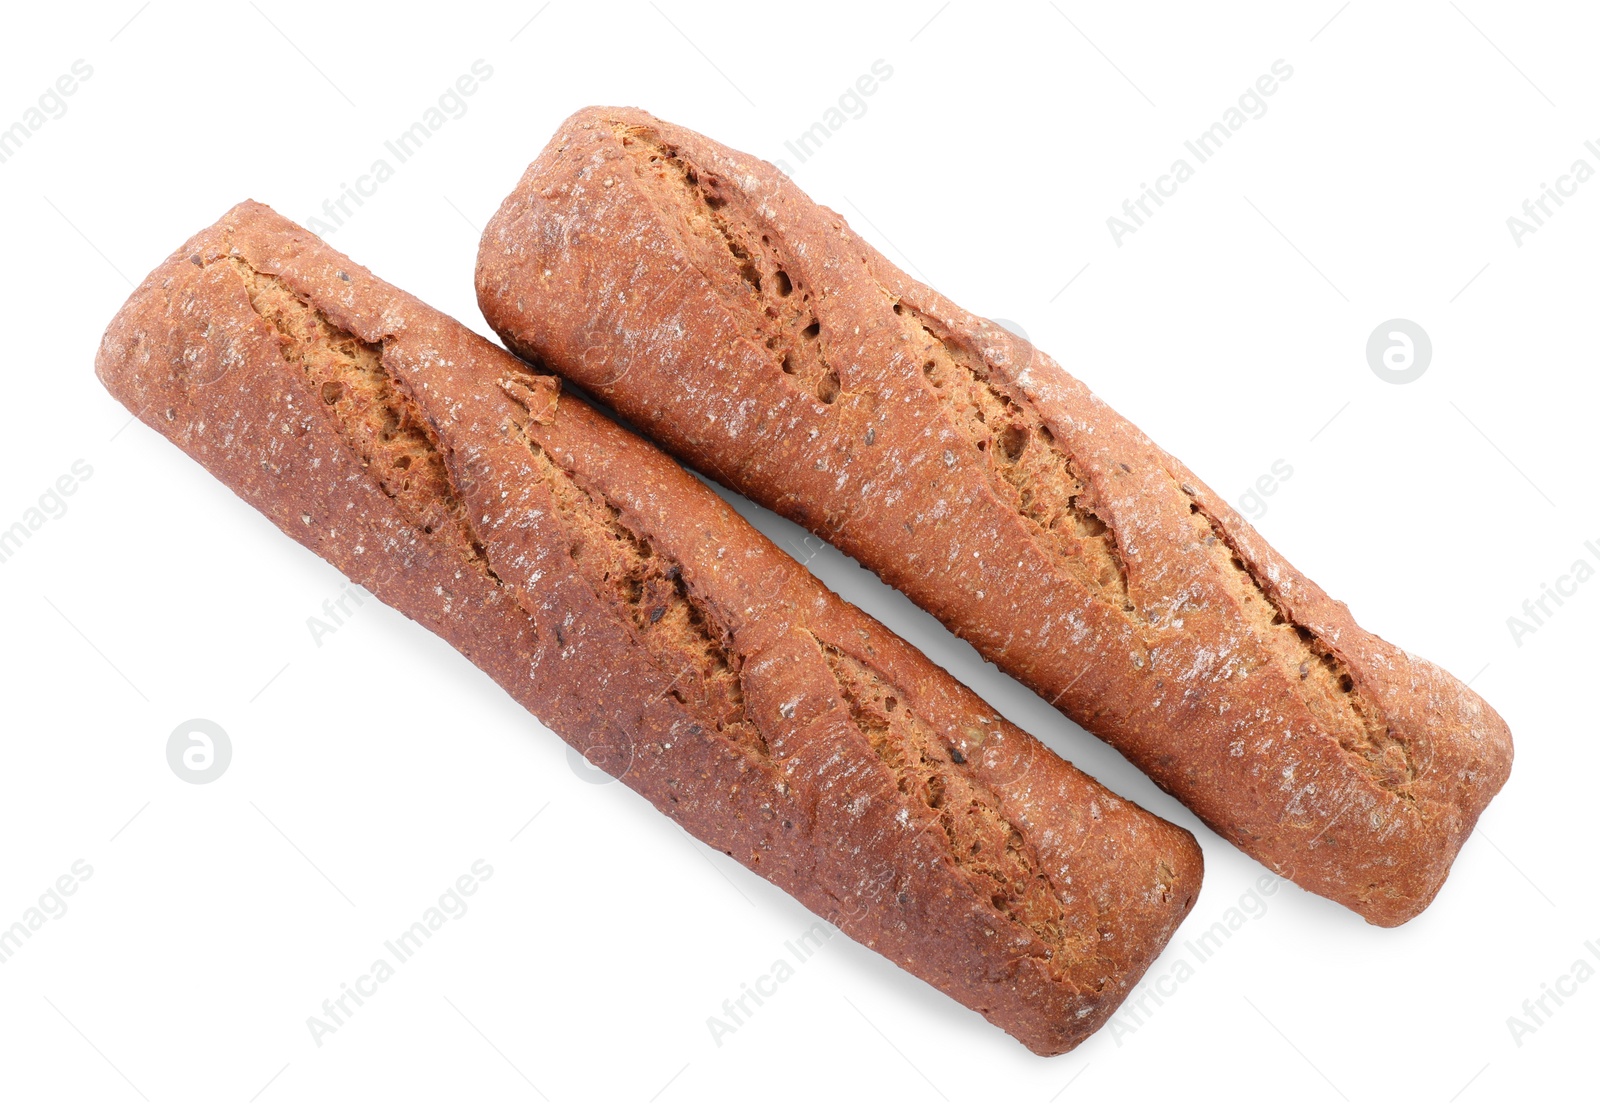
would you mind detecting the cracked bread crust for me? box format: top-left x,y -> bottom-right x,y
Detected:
474,106 -> 1514,926
95,201 -> 1202,1057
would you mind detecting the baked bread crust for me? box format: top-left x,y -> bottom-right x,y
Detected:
475,107 -> 1513,926
96,201 -> 1202,1056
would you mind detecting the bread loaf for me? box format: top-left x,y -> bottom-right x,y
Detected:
95,201 -> 1202,1056
475,107 -> 1513,926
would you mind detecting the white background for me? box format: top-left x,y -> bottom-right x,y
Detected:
1,2 -> 1594,1101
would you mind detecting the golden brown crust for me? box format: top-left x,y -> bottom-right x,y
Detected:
95,201 -> 1202,1056
475,106 -> 1513,926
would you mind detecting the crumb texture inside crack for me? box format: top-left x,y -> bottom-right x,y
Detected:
514,427 -> 761,752
895,300 -> 1132,611
230,258 -> 487,565
1183,498 -> 1413,789
614,123 -> 839,407
821,642 -> 1116,974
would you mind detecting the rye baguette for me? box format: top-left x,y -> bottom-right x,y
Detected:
95,200 -> 1202,1055
475,106 -> 1513,926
